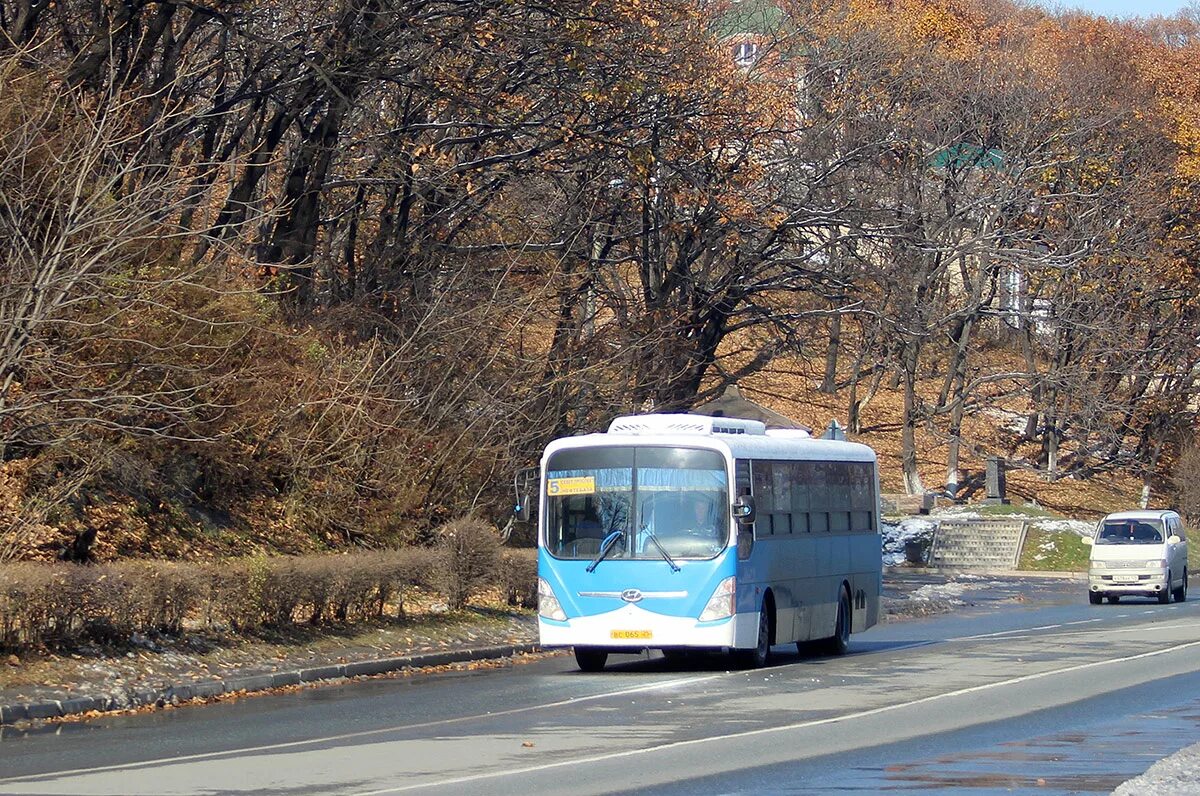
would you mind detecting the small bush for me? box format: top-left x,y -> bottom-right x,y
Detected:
499,549 -> 537,609
433,516 -> 501,610
0,563 -> 78,647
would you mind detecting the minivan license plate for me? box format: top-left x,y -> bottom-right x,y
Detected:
1113,574 -> 1138,583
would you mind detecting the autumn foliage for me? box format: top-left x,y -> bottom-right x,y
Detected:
0,0 -> 1198,561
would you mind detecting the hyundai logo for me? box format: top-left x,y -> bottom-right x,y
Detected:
621,588 -> 643,603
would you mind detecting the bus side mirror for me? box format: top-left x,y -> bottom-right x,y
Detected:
732,495 -> 756,525
515,494 -> 531,523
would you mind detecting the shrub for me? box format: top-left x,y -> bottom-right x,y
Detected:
499,549 -> 537,609
433,516 -> 501,610
0,563 -> 77,647
1174,444 -> 1200,525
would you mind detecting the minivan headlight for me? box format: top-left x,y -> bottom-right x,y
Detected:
538,577 -> 567,621
1146,559 -> 1167,569
699,576 -> 736,621
1091,561 -> 1106,569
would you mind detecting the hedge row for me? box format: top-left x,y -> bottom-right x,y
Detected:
0,520 -> 536,650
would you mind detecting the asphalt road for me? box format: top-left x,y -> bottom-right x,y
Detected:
2,575 -> 1200,796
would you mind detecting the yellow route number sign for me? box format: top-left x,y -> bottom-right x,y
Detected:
546,476 -> 595,496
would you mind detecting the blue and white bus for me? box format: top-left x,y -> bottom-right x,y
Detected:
536,413 -> 882,671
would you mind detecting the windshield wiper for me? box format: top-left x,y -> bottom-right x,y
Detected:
586,530 -> 625,573
642,527 -> 680,572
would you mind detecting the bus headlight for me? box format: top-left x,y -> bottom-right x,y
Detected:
699,577 -> 736,622
538,577 -> 567,621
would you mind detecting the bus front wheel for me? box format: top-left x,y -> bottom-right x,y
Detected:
574,647 -> 608,672
734,608 -> 771,669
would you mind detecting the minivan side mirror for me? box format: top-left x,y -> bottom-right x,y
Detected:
732,495 -> 756,525
1081,536 -> 1094,546
1168,534 -> 1182,545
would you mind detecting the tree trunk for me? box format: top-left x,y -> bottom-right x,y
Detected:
901,346 -> 924,495
1044,414 -> 1060,479
820,312 -> 841,393
944,375 -> 966,499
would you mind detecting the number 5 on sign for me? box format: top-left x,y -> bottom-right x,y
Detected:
546,477 -> 595,496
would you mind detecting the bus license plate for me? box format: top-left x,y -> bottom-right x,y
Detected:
611,630 -> 652,640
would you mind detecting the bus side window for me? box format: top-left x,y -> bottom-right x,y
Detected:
752,460 -> 774,540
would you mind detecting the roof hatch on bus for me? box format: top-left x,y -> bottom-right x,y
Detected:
606,413 -> 768,437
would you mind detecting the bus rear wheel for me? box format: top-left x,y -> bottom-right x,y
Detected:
574,647 -> 608,672
824,588 -> 851,656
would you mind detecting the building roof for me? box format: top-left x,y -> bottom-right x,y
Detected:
713,0 -> 785,38
689,384 -> 811,432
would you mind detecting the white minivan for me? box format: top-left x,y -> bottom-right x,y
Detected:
1084,510 -> 1188,605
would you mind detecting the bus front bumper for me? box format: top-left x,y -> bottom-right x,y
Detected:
539,603 -> 736,649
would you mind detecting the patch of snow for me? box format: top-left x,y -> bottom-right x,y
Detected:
980,406 -> 1028,435
881,518 -> 936,565
931,507 -> 985,520
911,582 -> 968,602
1033,518 -> 1095,537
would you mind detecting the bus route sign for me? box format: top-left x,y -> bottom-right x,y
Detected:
546,476 -> 595,496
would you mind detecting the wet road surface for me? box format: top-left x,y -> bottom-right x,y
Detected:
1,573 -> 1198,795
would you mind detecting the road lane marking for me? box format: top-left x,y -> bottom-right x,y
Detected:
953,622 -> 1066,640
955,618 -> 1200,643
0,674 -> 721,785
356,638 -> 1200,794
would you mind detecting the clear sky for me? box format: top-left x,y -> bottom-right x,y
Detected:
1041,0 -> 1194,17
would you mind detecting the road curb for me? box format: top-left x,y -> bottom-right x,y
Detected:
0,642 -> 541,726
887,566 -> 1087,580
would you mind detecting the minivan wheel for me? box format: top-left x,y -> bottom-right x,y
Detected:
1108,595 -> 1121,604
1174,569 -> 1188,603
1089,591 -> 1103,605
1159,576 -> 1171,604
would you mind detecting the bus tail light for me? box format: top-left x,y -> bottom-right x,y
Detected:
699,577 -> 736,621
538,577 -> 567,621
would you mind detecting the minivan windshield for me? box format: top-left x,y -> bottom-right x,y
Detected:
1096,519 -> 1164,545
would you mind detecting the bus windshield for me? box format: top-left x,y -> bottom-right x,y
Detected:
544,446 -> 729,561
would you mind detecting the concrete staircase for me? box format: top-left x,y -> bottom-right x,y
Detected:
929,519 -> 1029,570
